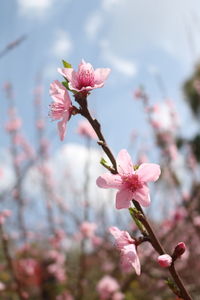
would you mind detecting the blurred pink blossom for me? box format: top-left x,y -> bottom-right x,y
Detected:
97,149 -> 161,209
112,292 -> 125,300
15,258 -> 42,287
193,216 -> 200,227
134,88 -> 143,99
58,59 -> 110,94
80,221 -> 97,238
49,80 -> 73,141
36,119 -> 45,130
97,275 -> 120,300
0,281 -> 5,291
0,210 -> 12,225
47,250 -> 66,282
101,261 -> 115,272
77,120 -> 97,140
109,226 -> 140,275
91,235 -> 103,247
5,118 -> 22,132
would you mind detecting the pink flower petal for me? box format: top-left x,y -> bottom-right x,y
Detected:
133,185 -> 150,207
137,163 -> 161,183
49,80 -> 72,110
96,173 -> 122,189
78,59 -> 94,72
58,68 -> 73,81
116,189 -> 133,209
117,149 -> 133,176
121,244 -> 141,275
94,68 -> 111,85
131,249 -> 141,275
50,80 -> 66,103
109,226 -> 122,240
109,227 -> 134,248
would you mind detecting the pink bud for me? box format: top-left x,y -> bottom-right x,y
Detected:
2,210 -> 12,218
173,242 -> 186,259
157,254 -> 172,268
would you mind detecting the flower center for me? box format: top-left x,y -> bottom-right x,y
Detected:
78,69 -> 95,88
123,174 -> 143,192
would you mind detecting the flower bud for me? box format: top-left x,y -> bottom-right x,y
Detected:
157,254 -> 172,268
173,242 -> 186,259
2,210 -> 12,218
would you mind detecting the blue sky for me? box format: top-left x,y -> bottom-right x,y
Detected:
1,0 -> 200,157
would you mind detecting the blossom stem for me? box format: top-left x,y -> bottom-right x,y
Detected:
76,94 -> 193,300
75,95 -> 117,173
132,200 -> 193,300
0,224 -> 26,299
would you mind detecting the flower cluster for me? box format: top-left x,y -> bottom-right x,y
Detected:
48,59 -> 192,299
49,60 -> 110,141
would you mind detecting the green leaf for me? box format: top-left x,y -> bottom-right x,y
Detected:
62,81 -> 69,89
133,164 -> 139,171
129,208 -> 147,235
62,60 -> 72,68
166,278 -> 181,297
100,157 -> 108,166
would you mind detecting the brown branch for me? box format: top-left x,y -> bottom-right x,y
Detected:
75,95 -> 117,173
0,224 -> 26,299
0,35 -> 27,59
75,94 -> 193,300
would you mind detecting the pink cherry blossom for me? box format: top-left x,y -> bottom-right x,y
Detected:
77,120 -> 97,140
5,118 -> 22,132
157,254 -> 172,268
112,292 -> 125,300
58,59 -> 110,93
97,275 -> 119,300
80,221 -> 97,238
47,250 -> 66,282
49,80 -> 73,141
0,210 -> 12,225
96,149 -> 161,209
91,235 -> 103,247
109,226 -> 141,275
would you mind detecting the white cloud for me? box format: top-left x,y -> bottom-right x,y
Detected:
147,65 -> 159,75
99,0 -> 200,66
85,12 -> 103,40
17,0 -> 55,17
0,153 -> 15,193
24,143 -> 116,210
52,30 -> 73,58
102,0 -> 123,11
100,40 -> 137,77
